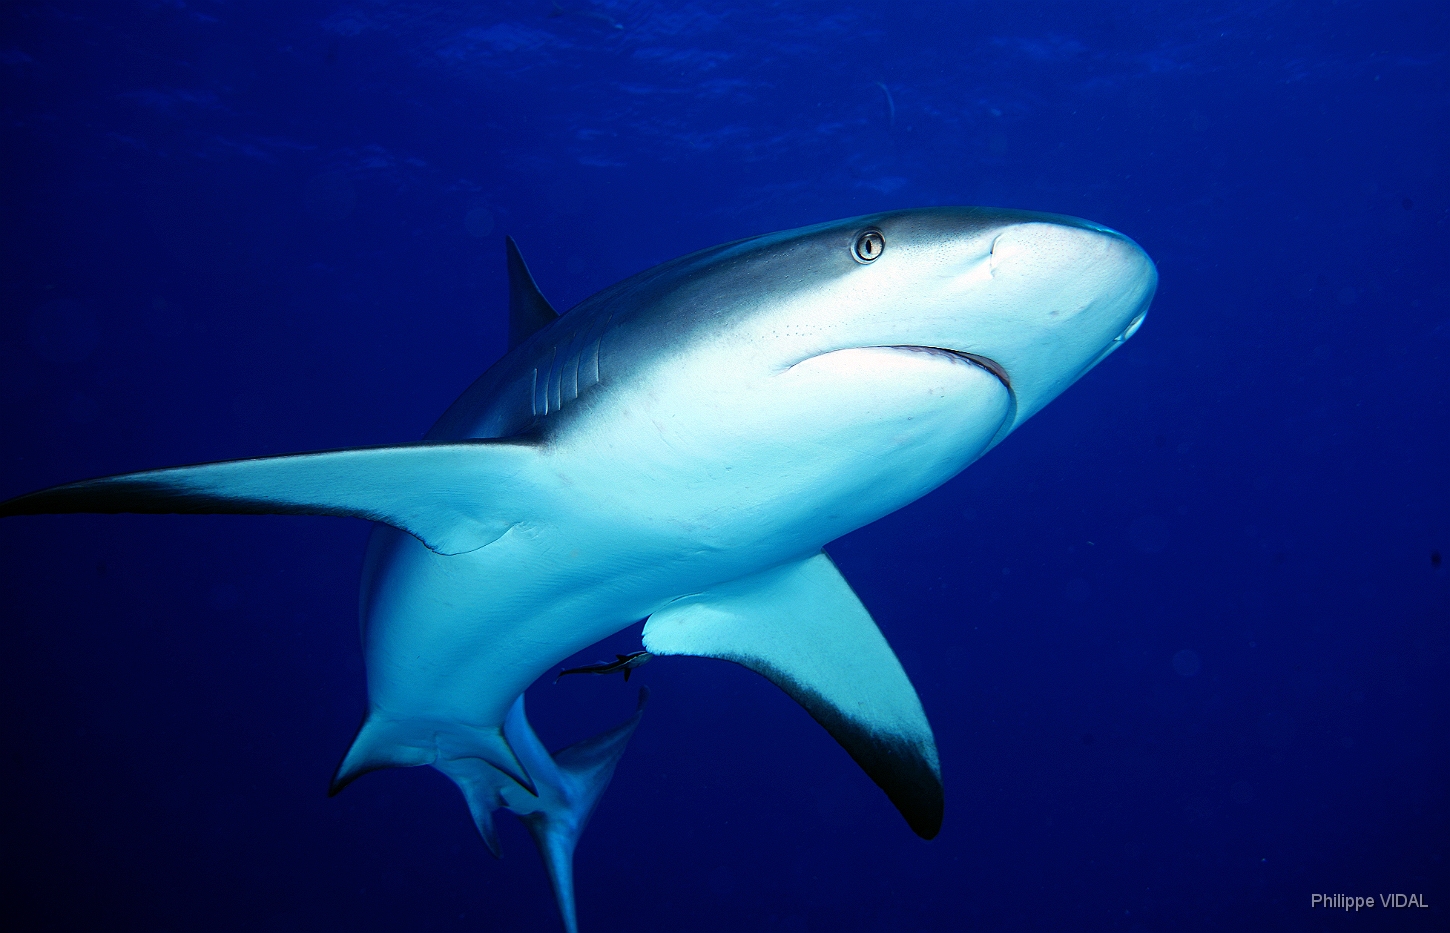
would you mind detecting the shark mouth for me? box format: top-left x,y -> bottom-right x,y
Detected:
789,344 -> 1016,424
884,345 -> 1011,390
881,345 -> 1019,448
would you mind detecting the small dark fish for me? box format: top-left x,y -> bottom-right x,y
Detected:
1433,550 -> 1442,568
557,650 -> 652,682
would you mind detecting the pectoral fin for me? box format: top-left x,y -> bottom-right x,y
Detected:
642,552 -> 943,839
0,439 -> 542,556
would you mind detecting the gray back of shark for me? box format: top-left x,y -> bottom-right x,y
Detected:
0,207 -> 1157,929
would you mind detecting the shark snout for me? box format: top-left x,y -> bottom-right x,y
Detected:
987,220 -> 1153,309
955,217 -> 1156,432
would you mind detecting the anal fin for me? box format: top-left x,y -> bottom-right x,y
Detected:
642,552 -> 943,839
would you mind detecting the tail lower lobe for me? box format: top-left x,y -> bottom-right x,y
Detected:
435,689 -> 648,933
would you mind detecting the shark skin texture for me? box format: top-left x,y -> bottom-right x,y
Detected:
0,207 -> 1156,929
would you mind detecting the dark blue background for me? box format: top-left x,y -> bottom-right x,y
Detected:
1,2 -> 1444,930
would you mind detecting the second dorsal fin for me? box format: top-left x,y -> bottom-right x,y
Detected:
506,236 -> 558,350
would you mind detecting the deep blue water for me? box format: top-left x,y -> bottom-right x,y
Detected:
1,2 -> 1445,930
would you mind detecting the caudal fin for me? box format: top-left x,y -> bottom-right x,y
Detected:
510,689 -> 648,933
435,689 -> 648,933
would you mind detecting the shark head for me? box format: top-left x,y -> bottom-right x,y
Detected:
733,206 -> 1157,446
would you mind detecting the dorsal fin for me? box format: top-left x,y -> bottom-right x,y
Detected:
506,236 -> 558,350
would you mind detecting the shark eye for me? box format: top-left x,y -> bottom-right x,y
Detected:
852,229 -> 885,263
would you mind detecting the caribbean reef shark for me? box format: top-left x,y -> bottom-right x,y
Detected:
1,206 -> 1156,930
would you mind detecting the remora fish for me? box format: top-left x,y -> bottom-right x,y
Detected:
1,206 -> 1156,926
557,650 -> 652,682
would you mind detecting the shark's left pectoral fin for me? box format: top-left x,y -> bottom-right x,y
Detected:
0,439 -> 543,556
642,552 -> 943,839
